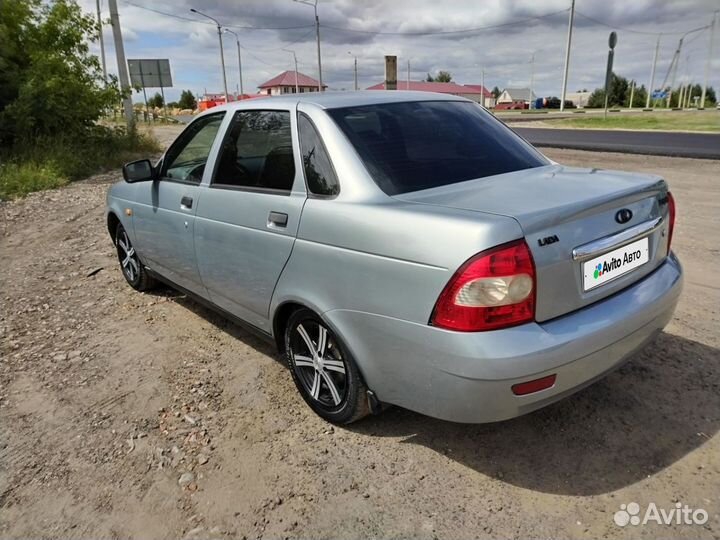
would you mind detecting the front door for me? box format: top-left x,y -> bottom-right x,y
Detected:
132,112 -> 225,293
194,108 -> 306,331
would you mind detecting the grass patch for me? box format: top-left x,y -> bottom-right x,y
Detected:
0,127 -> 161,200
553,111 -> 720,132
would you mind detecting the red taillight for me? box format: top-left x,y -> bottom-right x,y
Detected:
431,239 -> 536,332
511,374 -> 556,396
667,191 -> 676,255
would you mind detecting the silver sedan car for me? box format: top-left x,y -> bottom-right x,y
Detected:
106,92 -> 682,424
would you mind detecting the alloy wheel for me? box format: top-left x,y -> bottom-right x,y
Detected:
116,227 -> 140,283
289,320 -> 348,409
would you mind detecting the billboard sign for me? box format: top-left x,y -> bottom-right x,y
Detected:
128,59 -> 173,88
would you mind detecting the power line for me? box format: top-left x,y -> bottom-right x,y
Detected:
241,28 -> 315,52
321,8 -> 569,36
121,1 -> 315,30
575,10 -> 710,37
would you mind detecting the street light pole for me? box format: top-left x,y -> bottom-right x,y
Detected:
96,0 -> 107,82
295,0 -> 322,91
283,49 -> 299,93
701,11 -> 717,109
560,0 -> 576,112
224,29 -> 244,98
191,8 -> 228,104
348,52 -> 358,90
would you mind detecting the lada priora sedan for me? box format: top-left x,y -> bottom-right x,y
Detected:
106,92 -> 682,424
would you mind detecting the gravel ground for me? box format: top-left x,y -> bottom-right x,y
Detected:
1,131 -> 719,539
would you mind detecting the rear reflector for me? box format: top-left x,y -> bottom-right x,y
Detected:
511,374 -> 557,396
666,191 -> 676,255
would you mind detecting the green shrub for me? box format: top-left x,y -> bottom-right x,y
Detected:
0,161 -> 68,200
0,127 -> 160,200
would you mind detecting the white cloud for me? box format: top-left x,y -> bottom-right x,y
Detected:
80,0 -> 719,101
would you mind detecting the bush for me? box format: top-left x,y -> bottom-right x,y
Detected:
0,0 -> 160,200
0,126 -> 160,200
0,161 -> 68,200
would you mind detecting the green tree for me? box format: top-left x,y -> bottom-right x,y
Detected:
178,89 -> 197,110
625,82 -> 647,108
491,86 -> 501,98
586,73 -> 633,108
147,92 -> 164,108
426,71 -> 453,83
0,0 -> 122,146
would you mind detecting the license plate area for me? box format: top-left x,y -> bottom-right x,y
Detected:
582,237 -> 649,291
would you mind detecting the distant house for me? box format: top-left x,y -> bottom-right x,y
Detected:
566,91 -> 591,108
496,88 -> 536,109
258,70 -> 326,95
197,92 -> 265,111
366,81 -> 495,108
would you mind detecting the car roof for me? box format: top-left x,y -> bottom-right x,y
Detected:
209,90 -> 470,112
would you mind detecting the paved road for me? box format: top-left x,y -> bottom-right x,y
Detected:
515,127 -> 720,159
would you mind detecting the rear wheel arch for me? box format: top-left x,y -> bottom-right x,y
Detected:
272,301 -> 307,353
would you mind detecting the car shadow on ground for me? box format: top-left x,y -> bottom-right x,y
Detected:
150,287 -> 718,496
349,332 -> 720,496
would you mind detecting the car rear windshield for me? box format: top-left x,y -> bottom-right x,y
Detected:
328,101 -> 549,195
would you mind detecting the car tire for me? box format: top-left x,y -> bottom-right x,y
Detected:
114,222 -> 155,292
285,308 -> 370,424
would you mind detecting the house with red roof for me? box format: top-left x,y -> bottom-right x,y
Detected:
258,70 -> 327,96
366,81 -> 495,108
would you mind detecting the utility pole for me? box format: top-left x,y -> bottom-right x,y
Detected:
224,29 -> 244,97
529,52 -> 535,110
407,60 -> 410,90
481,68 -> 486,108
348,52 -> 357,90
283,49 -> 299,93
629,80 -> 635,109
96,0 -> 107,82
108,0 -> 133,128
701,11 -> 717,109
191,8 -> 228,104
560,0 -> 576,112
646,34 -> 660,108
668,38 -> 683,107
295,0 -> 322,91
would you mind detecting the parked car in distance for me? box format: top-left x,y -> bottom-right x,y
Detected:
106,91 -> 682,424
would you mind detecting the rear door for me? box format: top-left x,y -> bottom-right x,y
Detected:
194,107 -> 306,331
132,112 -> 225,293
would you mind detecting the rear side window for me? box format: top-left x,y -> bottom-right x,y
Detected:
328,101 -> 548,195
298,113 -> 339,196
213,110 -> 295,192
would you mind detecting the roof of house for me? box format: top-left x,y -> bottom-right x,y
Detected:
500,88 -> 536,101
366,81 -> 490,96
461,84 -> 492,97
258,70 -> 326,89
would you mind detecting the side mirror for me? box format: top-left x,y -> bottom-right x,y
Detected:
123,159 -> 155,183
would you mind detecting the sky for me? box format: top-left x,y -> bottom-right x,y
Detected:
80,0 -> 719,103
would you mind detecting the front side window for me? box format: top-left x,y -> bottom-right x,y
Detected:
213,110 -> 296,192
162,113 -> 224,183
298,113 -> 339,196
328,101 -> 549,195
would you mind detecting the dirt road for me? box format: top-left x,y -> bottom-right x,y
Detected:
1,133 -> 719,539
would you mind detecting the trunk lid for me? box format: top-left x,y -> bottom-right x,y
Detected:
395,164 -> 671,321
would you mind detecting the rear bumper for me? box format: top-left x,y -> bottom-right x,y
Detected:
324,253 -> 683,423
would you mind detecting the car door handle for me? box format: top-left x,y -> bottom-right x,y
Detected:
268,211 -> 288,228
180,196 -> 193,209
